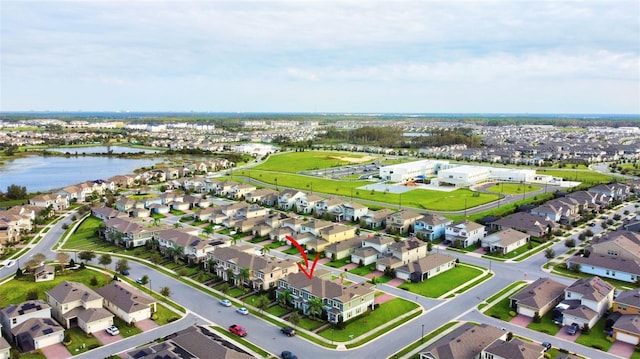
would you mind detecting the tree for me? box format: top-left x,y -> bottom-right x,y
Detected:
308,297 -> 323,321
99,253 -> 112,268
289,311 -> 301,328
160,286 -> 171,297
5,184 -> 27,200
56,252 -> 70,273
173,222 -> 182,229
219,282 -> 230,297
279,289 -> 292,308
78,251 -> 96,263
340,269 -> 347,284
544,248 -> 555,262
139,275 -> 149,286
203,226 -> 214,236
172,246 -> 184,264
260,246 -> 271,256
115,259 -> 130,274
565,238 -> 576,248
239,267 -> 250,288
32,253 -> 46,265
255,295 -> 270,315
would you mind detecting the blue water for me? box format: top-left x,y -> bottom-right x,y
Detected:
48,146 -> 160,154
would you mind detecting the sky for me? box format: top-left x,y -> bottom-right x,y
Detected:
1,0 -> 639,114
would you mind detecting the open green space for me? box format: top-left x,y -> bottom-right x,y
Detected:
398,264 -> 483,298
536,169 -> 614,185
318,298 -> 419,342
62,216 -> 102,248
483,297 -> 512,321
266,305 -> 291,317
153,303 -> 181,325
487,183 -> 541,194
0,269 -> 112,305
252,151 -> 376,173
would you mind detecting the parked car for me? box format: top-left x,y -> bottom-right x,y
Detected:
236,307 -> 249,315
135,277 -> 144,284
106,325 -> 120,336
281,351 -> 298,359
219,299 -> 232,307
541,342 -> 552,352
229,324 -> 247,337
119,270 -> 130,276
567,322 -> 579,335
280,326 -> 296,336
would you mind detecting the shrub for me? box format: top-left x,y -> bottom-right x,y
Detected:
508,311 -> 516,317
168,317 -> 179,323
88,344 -> 100,350
151,313 -> 158,321
26,289 -> 39,300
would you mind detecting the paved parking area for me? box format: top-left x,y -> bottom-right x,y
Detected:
137,318 -> 159,331
94,328 -> 123,345
555,326 -> 579,342
40,343 -> 71,359
510,314 -> 533,327
609,340 -> 635,358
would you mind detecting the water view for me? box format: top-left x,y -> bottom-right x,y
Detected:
47,145 -> 161,154
0,155 -> 162,193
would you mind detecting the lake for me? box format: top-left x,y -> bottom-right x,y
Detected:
0,155 -> 162,193
47,145 -> 161,154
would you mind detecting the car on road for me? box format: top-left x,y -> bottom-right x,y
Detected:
219,299 -> 232,307
105,325 -> 120,336
567,322 -> 580,335
119,270 -> 130,276
281,351 -> 298,359
229,324 -> 247,337
4,260 -> 15,268
541,342 -> 552,352
236,307 -> 249,315
135,277 -> 144,284
280,326 -> 296,336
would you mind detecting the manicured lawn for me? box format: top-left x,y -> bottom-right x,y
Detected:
297,316 -> 326,331
252,151 -> 376,173
483,297 -> 512,321
485,241 -> 541,260
536,169 -> 614,185
113,317 -> 142,338
349,265 -> 375,276
266,305 -> 291,317
484,281 -> 527,304
64,327 -> 102,355
486,183 -> 541,194
153,303 -> 181,325
325,257 -> 351,268
318,298 -> 419,341
62,216 -> 102,248
11,353 -> 44,359
526,312 -> 561,335
398,264 -> 483,298
283,247 -> 301,255
227,287 -> 245,298
575,317 -> 613,351
0,269 -> 111,305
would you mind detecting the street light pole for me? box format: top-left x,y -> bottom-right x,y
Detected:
421,324 -> 424,343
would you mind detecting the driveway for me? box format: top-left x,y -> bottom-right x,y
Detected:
40,343 -> 71,359
386,278 -> 405,287
555,325 -> 579,342
375,293 -> 396,305
608,340 -> 635,358
510,314 -> 533,327
136,318 -> 159,331
94,329 -> 123,345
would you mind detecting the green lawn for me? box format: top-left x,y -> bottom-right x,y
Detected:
486,183 -> 541,194
113,317 -> 142,338
483,297 -> 512,321
398,264 -> 483,298
325,257 -> 351,268
252,151 -> 376,173
266,305 -> 291,317
64,327 -> 102,355
575,317 -> 613,351
62,216 -> 102,249
526,312 -> 561,335
153,303 -> 181,325
297,316 -> 327,331
348,264 -> 376,276
536,169 -> 614,185
0,269 -> 112,305
318,298 -> 419,341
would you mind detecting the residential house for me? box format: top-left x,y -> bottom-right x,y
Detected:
95,281 -> 156,324
509,277 -> 567,318
559,276 -> 614,328
568,230 -> 640,283
0,213 -> 24,246
230,184 -> 257,200
566,190 -> 608,212
342,202 -> 369,222
419,323 -> 507,359
115,197 -> 137,214
295,194 -> 324,214
208,245 -> 299,291
8,317 -> 63,352
610,289 -> 640,344
414,214 -> 453,241
445,220 -> 486,247
481,228 -> 530,255
0,337 -> 9,359
246,188 -> 279,206
306,224 -> 357,253
216,180 -> 239,197
46,281 -> 114,333
34,264 -> 55,282
376,238 -> 429,272
156,228 -> 220,263
386,209 -> 423,234
277,189 -> 306,210
481,338 -> 546,359
91,206 -> 124,220
361,208 -> 394,229
125,325 -> 255,359
589,183 -> 632,201
29,193 -> 69,210
104,217 -> 161,248
276,269 -> 376,323
395,253 -> 456,282
315,198 -> 344,219
0,300 -> 52,340
490,212 -> 556,238
530,197 -> 583,223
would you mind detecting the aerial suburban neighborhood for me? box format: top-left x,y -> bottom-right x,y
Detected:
0,113 -> 638,359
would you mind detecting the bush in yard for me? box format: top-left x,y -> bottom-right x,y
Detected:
582,323 -> 590,334
177,268 -> 188,276
508,311 -> 516,317
533,312 -> 541,323
26,289 -> 39,300
63,333 -> 71,345
565,238 -> 576,248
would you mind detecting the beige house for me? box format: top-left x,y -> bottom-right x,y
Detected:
46,281 -> 113,334
96,282 -> 156,324
481,228 -> 530,255
34,264 -> 55,282
376,238 -> 429,272
208,245 -> 299,291
385,209 -> 423,234
395,253 -> 456,282
509,277 -> 567,318
29,193 -> 69,210
156,228 -> 220,263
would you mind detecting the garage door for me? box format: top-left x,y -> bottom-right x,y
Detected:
518,307 -> 536,318
616,331 -> 640,345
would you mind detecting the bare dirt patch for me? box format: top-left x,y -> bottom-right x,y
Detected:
327,155 -> 375,163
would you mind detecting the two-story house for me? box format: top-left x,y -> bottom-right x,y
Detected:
375,238 -> 429,272
295,194 -> 324,214
445,220 -> 486,248
46,281 -> 114,334
104,217 -> 163,248
414,214 -> 452,241
0,300 -> 63,353
156,228 -> 221,263
361,208 -> 394,229
277,189 -> 306,211
95,281 -> 157,325
559,276 -> 614,329
385,209 -> 423,234
28,193 -> 69,211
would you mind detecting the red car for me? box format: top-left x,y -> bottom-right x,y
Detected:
229,324 -> 247,337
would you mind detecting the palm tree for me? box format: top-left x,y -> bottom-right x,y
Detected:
152,217 -> 161,226
279,289 -> 292,309
206,258 -> 215,273
230,236 -> 238,246
308,297 -> 324,321
173,222 -> 182,229
260,246 -> 271,256
239,267 -> 250,288
289,311 -> 301,328
226,268 -> 235,284
172,246 -> 184,264
203,226 -> 214,237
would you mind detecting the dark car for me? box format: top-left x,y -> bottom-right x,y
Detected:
567,322 -> 579,335
281,351 -> 298,359
119,270 -> 130,276
541,342 -> 552,351
280,326 -> 296,336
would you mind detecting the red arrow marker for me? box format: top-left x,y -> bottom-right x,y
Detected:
285,235 -> 320,280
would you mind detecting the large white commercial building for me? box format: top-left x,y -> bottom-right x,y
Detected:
379,160 -> 449,182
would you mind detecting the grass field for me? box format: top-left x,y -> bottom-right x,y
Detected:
253,151 -> 377,173
398,264 -> 483,298
535,169 -> 614,185
486,183 -> 541,194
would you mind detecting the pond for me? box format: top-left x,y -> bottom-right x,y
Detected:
47,145 -> 161,154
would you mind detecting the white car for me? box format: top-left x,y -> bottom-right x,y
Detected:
236,307 -> 249,315
219,299 -> 232,307
105,325 -> 120,336
4,260 -> 15,268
